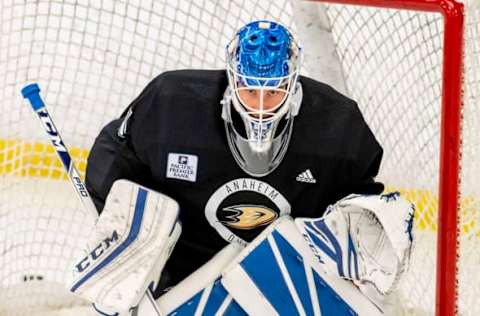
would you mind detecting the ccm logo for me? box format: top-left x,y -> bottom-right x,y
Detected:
37,109 -> 67,152
75,230 -> 119,273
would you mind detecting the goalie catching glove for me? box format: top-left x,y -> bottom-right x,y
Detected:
295,192 -> 415,305
68,180 -> 181,315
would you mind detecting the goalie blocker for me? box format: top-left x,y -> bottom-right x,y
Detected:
68,180 -> 181,315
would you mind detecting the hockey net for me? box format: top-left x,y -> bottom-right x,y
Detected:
314,1 -> 480,315
0,0 -> 478,315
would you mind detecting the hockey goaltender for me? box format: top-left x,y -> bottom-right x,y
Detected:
69,20 -> 415,315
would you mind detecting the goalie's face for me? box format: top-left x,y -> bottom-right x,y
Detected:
226,70 -> 296,157
237,85 -> 287,114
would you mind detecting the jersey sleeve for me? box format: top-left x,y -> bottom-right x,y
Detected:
325,137 -> 384,211
86,74 -> 165,213
351,140 -> 384,195
85,118 -> 152,213
347,100 -> 384,195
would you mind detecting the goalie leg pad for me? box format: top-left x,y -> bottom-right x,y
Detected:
69,179 -> 181,315
156,244 -> 246,315
221,217 -> 382,316
162,279 -> 246,316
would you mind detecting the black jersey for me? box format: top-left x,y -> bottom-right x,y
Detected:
85,69 -> 384,295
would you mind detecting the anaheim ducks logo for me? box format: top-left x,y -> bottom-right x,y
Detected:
205,178 -> 291,246
220,205 -> 278,230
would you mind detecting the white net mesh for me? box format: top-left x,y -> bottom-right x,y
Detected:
325,6 -> 444,313
1,0 -> 478,315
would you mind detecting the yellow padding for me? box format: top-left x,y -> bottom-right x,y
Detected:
0,139 -> 88,180
1,139 -> 478,235
386,187 -> 480,236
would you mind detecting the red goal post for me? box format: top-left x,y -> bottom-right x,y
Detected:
309,1 -> 464,315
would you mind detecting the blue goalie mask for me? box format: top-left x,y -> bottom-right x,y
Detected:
222,20 -> 303,177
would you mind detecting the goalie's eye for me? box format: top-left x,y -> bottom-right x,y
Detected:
266,90 -> 279,96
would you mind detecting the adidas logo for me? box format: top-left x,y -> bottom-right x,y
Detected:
296,169 -> 317,183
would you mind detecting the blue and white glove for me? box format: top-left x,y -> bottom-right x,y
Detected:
295,192 -> 415,304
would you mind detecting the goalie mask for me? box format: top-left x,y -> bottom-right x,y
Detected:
222,20 -> 303,177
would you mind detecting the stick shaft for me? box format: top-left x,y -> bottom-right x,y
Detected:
21,83 -> 98,223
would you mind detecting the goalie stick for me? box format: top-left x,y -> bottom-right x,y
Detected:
21,83 -> 161,316
21,83 -> 98,224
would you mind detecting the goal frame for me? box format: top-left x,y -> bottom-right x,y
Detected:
0,0 -> 467,314
309,1 -> 464,315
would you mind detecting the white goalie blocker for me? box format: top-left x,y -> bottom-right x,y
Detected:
68,179 -> 182,315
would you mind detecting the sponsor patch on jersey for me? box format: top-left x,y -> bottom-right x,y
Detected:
205,178 -> 291,246
166,153 -> 198,182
